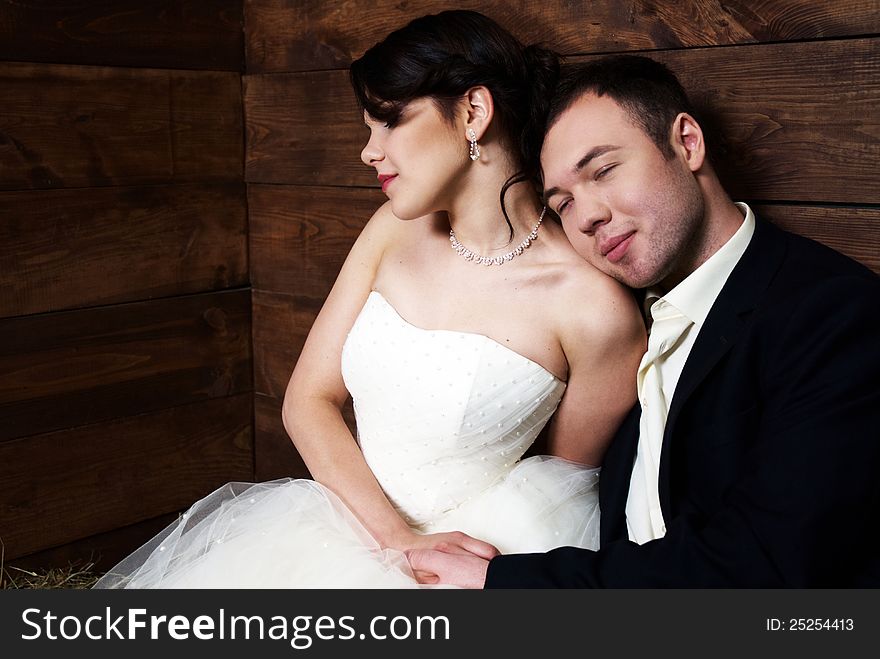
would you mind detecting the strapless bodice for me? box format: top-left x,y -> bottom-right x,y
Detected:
341,291 -> 566,525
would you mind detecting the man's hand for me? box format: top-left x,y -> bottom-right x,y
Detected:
407,545 -> 492,588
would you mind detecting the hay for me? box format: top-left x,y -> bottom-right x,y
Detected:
2,562 -> 102,590
1,540 -> 102,589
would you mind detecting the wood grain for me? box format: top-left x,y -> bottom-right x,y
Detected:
245,0 -> 880,72
0,393 -> 253,560
6,512 -> 180,575
0,289 -> 252,441
243,38 -> 879,204
248,183 -> 383,295
0,0 -> 244,71
645,40 -> 879,204
0,63 -> 242,190
251,287 -> 312,401
244,68 -> 365,186
0,183 -> 247,318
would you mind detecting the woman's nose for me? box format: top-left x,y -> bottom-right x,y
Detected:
360,135 -> 383,167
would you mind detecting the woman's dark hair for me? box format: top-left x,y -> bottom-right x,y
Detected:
350,10 -> 559,237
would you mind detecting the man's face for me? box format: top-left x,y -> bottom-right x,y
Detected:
541,93 -> 704,290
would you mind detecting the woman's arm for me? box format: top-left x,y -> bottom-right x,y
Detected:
282,203 -> 405,544
282,202 -> 497,559
547,270 -> 645,466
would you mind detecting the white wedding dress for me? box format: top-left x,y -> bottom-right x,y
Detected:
95,291 -> 600,588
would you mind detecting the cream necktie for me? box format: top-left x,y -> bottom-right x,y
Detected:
626,299 -> 693,544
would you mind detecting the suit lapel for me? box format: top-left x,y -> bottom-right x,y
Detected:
657,218 -> 787,512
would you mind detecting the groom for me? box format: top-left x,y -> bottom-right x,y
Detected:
408,55 -> 880,587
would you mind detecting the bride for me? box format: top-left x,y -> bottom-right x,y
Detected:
94,10 -> 644,588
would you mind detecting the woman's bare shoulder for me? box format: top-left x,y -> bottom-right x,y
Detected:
359,200 -> 401,242
550,256 -> 645,347
346,202 -> 423,269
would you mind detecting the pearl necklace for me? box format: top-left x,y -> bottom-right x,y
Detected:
449,207 -> 547,266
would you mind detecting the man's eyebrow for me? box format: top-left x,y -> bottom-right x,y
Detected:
542,145 -> 621,203
575,145 -> 620,171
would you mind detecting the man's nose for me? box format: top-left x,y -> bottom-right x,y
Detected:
577,200 -> 611,235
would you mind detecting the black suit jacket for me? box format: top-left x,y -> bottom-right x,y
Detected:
487,218 -> 880,587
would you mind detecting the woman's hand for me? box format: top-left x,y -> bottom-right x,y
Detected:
400,530 -> 499,558
392,530 -> 499,585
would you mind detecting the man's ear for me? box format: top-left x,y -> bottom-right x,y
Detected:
463,86 -> 495,141
672,112 -> 705,172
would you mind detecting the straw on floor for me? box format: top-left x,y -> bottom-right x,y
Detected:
1,541 -> 101,589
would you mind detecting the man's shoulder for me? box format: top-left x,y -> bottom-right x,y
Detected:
771,221 -> 877,285
714,219 -> 879,354
749,220 -> 878,310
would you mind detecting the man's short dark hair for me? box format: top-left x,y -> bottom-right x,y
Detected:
546,55 -> 699,159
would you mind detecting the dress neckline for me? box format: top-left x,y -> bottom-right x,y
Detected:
367,290 -> 565,383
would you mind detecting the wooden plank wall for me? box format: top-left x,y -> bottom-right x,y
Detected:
244,0 -> 880,481
3,0 -> 877,579
0,1 -> 252,573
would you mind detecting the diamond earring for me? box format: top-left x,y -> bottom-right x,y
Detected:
467,128 -> 480,161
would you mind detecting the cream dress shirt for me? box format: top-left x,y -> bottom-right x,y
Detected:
626,203 -> 756,544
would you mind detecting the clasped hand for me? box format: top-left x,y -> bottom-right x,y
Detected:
398,531 -> 498,588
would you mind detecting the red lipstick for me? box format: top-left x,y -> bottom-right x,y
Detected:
378,174 -> 397,193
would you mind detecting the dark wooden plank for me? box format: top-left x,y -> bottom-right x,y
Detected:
645,40 -> 879,204
0,290 -> 252,441
0,394 -> 253,560
5,512 -> 179,577
244,38 -> 879,204
755,204 -> 880,274
249,184 -> 382,295
0,0 -> 243,71
0,63 -> 242,190
245,0 -> 880,72
0,183 -> 247,318
252,287 -> 310,401
169,71 -> 246,181
255,393 -> 311,482
244,68 -> 365,186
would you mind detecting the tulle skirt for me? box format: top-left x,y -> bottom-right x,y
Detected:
94,456 -> 600,588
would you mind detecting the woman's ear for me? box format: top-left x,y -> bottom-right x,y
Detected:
672,112 -> 706,172
463,86 -> 494,141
